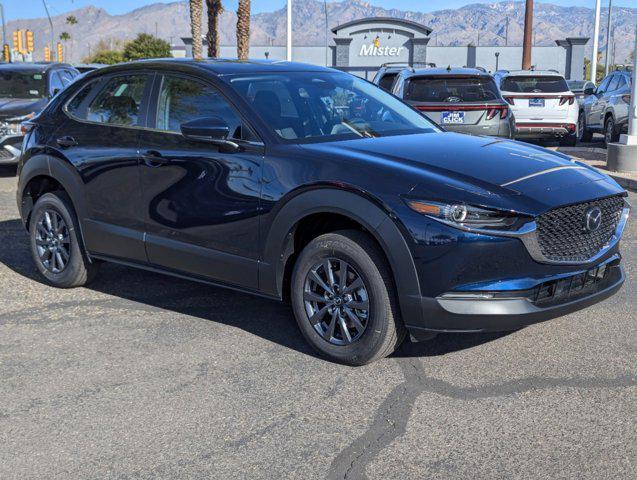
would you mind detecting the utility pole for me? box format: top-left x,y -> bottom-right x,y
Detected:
591,0 -> 601,82
287,0 -> 292,61
505,16 -> 509,47
604,0 -> 612,76
0,3 -> 6,48
521,0 -> 533,69
41,0 -> 54,53
323,0 -> 328,66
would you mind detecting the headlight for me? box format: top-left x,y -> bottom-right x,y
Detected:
405,199 -> 525,231
6,112 -> 35,122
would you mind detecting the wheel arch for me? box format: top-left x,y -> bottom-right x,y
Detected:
259,188 -> 424,326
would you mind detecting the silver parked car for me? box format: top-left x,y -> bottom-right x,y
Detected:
578,69 -> 632,146
390,67 -> 515,138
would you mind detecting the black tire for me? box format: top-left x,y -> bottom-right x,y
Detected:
604,115 -> 619,147
29,191 -> 99,288
559,133 -> 577,147
577,111 -> 592,143
291,230 -> 406,365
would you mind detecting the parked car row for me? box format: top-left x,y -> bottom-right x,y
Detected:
373,63 -> 632,148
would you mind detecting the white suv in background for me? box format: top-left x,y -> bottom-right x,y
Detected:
495,70 -> 579,146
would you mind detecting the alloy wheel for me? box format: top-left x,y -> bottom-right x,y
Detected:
34,209 -> 71,274
303,258 -> 369,346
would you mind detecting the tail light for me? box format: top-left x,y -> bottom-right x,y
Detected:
486,106 -> 508,120
621,95 -> 631,105
559,96 -> 575,106
504,96 -> 515,105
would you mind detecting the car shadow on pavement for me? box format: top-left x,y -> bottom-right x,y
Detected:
0,166 -> 17,178
0,217 -> 509,362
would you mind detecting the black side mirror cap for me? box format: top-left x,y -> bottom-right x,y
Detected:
180,116 -> 240,152
584,87 -> 595,96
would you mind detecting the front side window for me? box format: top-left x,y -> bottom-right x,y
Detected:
404,76 -> 500,103
86,75 -> 148,127
501,76 -> 569,93
0,71 -> 46,99
155,75 -> 253,141
228,72 -> 438,142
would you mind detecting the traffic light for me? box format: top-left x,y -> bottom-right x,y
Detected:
26,30 -> 34,53
44,46 -> 51,62
56,42 -> 63,62
2,44 -> 9,63
12,31 -> 20,54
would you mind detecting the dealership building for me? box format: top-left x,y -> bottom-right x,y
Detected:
174,17 -> 589,81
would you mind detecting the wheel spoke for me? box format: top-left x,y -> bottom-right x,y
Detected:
51,213 -> 59,233
35,238 -> 48,247
339,316 -> 352,343
308,305 -> 329,326
342,276 -> 363,295
40,249 -> 52,261
347,299 -> 369,310
310,270 -> 333,295
50,251 -> 57,271
344,307 -> 366,333
44,212 -> 53,233
58,246 -> 70,261
36,224 -> 48,238
323,311 -> 337,341
55,251 -> 65,270
338,260 -> 349,288
304,291 -> 328,304
324,259 -> 335,289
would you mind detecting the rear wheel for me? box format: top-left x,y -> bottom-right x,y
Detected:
291,230 -> 405,365
29,192 -> 99,288
577,111 -> 592,143
604,115 -> 619,147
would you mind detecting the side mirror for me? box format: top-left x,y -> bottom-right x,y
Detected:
180,116 -> 240,152
51,88 -> 60,97
584,86 -> 595,96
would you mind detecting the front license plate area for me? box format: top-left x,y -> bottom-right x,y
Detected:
441,111 -> 465,124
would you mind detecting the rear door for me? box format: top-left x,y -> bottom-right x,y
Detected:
138,73 -> 263,289
587,75 -> 613,128
57,72 -> 152,261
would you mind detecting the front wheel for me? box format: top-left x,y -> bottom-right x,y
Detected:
291,230 -> 405,365
29,192 -> 99,288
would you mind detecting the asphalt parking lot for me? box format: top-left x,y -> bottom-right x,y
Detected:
0,164 -> 635,479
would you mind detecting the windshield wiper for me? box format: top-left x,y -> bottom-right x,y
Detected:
340,119 -> 378,138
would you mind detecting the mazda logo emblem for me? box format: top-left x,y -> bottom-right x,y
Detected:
584,206 -> 602,232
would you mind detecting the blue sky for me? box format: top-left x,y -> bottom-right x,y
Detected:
4,0 -> 635,21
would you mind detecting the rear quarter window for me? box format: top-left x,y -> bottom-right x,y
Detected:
501,76 -> 569,93
378,73 -> 398,91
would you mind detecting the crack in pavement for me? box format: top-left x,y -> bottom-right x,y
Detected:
327,358 -> 637,480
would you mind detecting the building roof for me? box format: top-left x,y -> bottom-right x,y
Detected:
331,17 -> 432,36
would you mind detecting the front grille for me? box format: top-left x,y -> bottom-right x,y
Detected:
536,195 -> 625,263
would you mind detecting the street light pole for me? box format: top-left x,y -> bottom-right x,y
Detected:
604,0 -> 612,76
521,0 -> 533,69
0,3 -> 6,48
287,0 -> 292,61
323,0 -> 328,67
625,26 -> 637,139
591,0 -> 601,82
42,0 -> 54,53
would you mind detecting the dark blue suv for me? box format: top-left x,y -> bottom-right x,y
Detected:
17,60 -> 629,364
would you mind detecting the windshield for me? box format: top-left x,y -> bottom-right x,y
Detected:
228,72 -> 438,143
501,76 -> 569,93
567,80 -> 586,90
404,76 -> 500,103
0,71 -> 47,99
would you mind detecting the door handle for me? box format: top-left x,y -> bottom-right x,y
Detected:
56,136 -> 78,148
142,150 -> 170,167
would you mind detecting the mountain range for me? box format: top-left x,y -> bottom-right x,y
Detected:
6,0 -> 636,64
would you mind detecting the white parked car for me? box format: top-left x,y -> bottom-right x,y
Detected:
495,70 -> 579,146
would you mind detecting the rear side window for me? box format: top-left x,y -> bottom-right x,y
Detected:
86,75 -> 148,127
155,75 -> 255,141
404,76 -> 500,103
606,75 -> 620,92
378,73 -> 398,91
501,76 -> 569,93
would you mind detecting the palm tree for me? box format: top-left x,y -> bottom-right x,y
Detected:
189,0 -> 204,59
236,0 -> 250,60
205,0 -> 223,58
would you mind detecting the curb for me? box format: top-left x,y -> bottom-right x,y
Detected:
607,174 -> 637,192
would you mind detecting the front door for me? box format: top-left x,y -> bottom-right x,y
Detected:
138,73 -> 264,290
55,73 -> 152,262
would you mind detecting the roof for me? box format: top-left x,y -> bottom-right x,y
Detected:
402,67 -> 492,78
83,58 -> 332,76
331,17 -> 432,36
500,70 -> 564,77
0,62 -> 74,73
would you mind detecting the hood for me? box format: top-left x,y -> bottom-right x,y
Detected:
299,132 -> 623,214
0,98 -> 47,120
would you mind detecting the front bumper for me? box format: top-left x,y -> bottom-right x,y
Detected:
0,134 -> 23,165
408,256 -> 624,338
